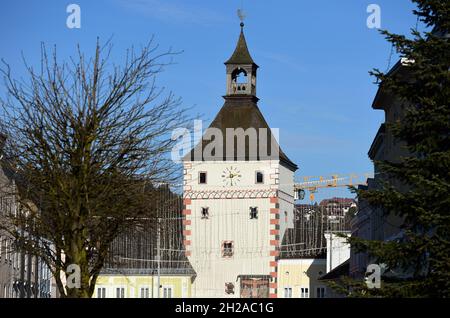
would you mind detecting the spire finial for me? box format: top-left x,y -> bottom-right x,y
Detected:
225,4 -> 256,66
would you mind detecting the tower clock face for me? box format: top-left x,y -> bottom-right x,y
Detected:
221,166 -> 242,186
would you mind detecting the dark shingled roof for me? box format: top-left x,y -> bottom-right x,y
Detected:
183,95 -> 298,171
225,27 -> 256,65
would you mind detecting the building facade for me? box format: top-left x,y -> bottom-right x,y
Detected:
182,22 -> 298,298
95,187 -> 196,298
277,258 -> 327,298
324,232 -> 350,274
278,201 -> 351,298
94,269 -> 195,298
0,162 -> 54,298
349,60 -> 409,279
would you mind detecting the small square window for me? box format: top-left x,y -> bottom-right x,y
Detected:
249,207 -> 258,219
199,172 -> 207,184
201,207 -> 209,219
255,171 -> 264,184
225,283 -> 235,294
222,241 -> 234,258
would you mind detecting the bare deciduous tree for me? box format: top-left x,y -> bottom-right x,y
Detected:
0,39 -> 189,298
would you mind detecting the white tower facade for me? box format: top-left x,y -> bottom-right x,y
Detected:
182,23 -> 298,298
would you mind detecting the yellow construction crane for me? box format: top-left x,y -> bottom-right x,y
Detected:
294,173 -> 373,201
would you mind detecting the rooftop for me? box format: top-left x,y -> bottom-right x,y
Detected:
224,23 -> 257,66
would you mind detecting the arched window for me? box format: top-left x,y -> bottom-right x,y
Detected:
232,68 -> 248,84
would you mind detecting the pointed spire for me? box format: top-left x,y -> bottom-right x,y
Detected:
225,23 -> 256,65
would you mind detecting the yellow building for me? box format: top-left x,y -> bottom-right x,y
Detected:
277,258 -> 327,298
93,268 -> 196,298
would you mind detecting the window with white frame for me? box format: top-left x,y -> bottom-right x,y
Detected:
116,287 -> 125,298
249,207 -> 258,219
5,239 -> 8,262
201,207 -> 209,219
97,287 -> 106,298
199,172 -> 207,184
222,241 -> 234,258
225,282 -> 234,295
255,171 -> 264,184
300,287 -> 309,298
284,287 -> 292,298
316,286 -> 326,298
140,287 -> 150,298
16,252 -> 21,270
163,286 -> 173,298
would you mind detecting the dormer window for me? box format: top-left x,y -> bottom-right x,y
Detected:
250,207 -> 258,219
201,207 -> 209,219
199,172 -> 207,184
255,171 -> 264,184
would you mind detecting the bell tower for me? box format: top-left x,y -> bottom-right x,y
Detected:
182,17 -> 298,298
225,22 -> 258,97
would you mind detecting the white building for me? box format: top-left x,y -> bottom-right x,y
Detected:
0,155 -> 55,298
182,22 -> 298,298
324,232 -> 351,274
277,258 -> 327,298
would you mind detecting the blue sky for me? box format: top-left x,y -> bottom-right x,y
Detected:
0,0 -> 420,200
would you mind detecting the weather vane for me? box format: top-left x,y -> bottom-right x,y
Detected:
237,4 -> 246,27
